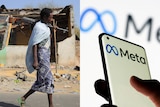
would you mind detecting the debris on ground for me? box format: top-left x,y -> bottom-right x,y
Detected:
0,65 -> 80,94
74,66 -> 80,71
15,70 -> 27,81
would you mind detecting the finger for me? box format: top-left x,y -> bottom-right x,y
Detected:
130,76 -> 159,96
32,65 -> 39,70
130,76 -> 160,106
35,65 -> 39,70
32,65 -> 36,69
94,79 -> 110,101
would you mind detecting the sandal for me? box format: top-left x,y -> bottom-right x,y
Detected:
18,97 -> 25,107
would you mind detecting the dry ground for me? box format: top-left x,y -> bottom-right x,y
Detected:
0,66 -> 80,94
0,40 -> 80,94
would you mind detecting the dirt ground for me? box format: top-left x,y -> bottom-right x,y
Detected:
0,40 -> 80,94
0,65 -> 80,94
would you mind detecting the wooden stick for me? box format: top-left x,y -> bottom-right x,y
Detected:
54,21 -> 58,73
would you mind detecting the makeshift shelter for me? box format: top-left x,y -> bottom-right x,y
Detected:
0,5 -> 76,68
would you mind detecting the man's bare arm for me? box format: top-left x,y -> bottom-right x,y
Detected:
32,44 -> 39,69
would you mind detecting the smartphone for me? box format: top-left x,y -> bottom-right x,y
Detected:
99,33 -> 154,107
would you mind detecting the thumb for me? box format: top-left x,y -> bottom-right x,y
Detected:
130,76 -> 160,107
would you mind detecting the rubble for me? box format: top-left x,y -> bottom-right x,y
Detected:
0,66 -> 80,94
74,66 -> 80,71
0,76 -> 9,82
15,70 -> 27,81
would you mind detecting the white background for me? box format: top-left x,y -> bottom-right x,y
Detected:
80,0 -> 160,107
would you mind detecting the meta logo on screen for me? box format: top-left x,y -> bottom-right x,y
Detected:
106,44 -> 146,64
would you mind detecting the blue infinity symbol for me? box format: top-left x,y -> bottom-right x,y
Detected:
80,8 -> 117,34
106,44 -> 119,56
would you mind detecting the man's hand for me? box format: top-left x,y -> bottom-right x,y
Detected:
32,44 -> 39,70
95,76 -> 160,107
130,76 -> 160,107
32,61 -> 39,70
94,79 -> 117,107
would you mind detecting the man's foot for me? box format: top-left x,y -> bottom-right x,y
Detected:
18,97 -> 25,107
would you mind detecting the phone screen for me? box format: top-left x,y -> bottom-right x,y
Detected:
99,33 -> 154,107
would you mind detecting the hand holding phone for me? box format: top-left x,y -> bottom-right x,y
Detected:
98,33 -> 154,107
95,76 -> 160,107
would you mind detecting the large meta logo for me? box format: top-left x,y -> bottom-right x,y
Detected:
106,44 -> 146,64
80,8 -> 117,34
81,8 -> 160,43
